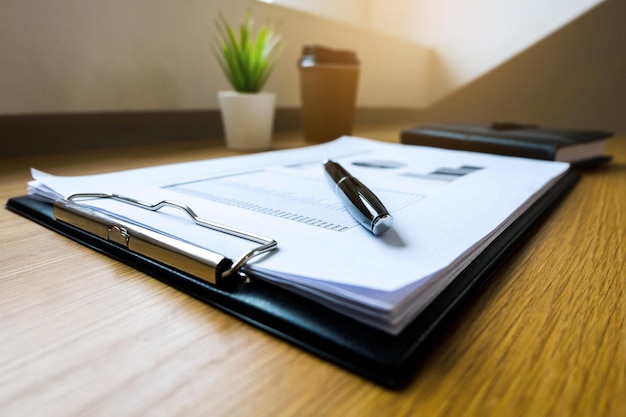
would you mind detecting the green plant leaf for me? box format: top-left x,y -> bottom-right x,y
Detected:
214,10 -> 282,93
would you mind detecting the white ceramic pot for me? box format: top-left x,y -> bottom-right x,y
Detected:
218,91 -> 276,151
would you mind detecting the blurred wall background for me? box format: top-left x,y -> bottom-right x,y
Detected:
1,0 -> 624,152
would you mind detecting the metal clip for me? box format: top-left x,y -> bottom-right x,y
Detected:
108,225 -> 130,248
53,193 -> 278,287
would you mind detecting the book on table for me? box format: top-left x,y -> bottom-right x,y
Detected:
401,122 -> 612,166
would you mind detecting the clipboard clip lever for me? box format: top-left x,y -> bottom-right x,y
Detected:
53,193 -> 278,288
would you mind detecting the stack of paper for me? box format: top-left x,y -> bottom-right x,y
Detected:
28,137 -> 569,334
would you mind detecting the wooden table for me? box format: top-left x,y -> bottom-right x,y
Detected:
1,126 -> 624,417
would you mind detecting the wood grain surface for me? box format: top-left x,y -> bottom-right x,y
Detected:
1,126 -> 624,417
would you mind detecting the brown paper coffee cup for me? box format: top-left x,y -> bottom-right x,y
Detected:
298,45 -> 359,143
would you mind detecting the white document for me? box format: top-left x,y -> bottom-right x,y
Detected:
28,137 -> 570,334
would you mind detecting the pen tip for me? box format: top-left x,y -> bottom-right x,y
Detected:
372,214 -> 393,236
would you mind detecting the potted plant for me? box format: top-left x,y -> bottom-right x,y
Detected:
215,11 -> 282,150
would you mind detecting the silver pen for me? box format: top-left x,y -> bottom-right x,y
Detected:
324,160 -> 393,236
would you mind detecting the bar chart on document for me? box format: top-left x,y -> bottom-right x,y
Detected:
164,159 -> 484,232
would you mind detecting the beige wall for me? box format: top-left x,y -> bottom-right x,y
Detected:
0,0 -> 430,115
414,0 -> 626,135
0,0 -> 616,118
268,0 -> 605,102
406,0 -> 605,102
260,0 -> 369,28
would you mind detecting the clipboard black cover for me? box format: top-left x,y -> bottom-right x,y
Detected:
5,170 -> 579,388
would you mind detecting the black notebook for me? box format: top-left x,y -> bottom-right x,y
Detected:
401,122 -> 612,167
6,137 -> 580,387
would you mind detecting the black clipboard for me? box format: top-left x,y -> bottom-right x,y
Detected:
5,170 -> 579,388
